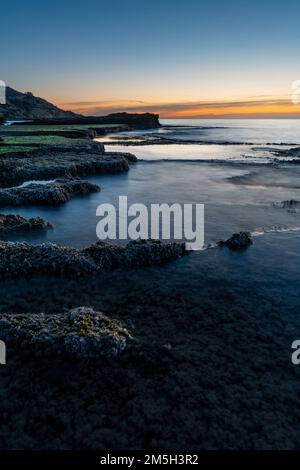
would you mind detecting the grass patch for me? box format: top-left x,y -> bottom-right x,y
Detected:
2,135 -> 72,145
0,123 -> 126,134
0,123 -> 125,152
0,146 -> 35,154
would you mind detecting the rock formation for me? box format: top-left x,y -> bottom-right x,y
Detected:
0,178 -> 100,206
0,141 -> 135,187
219,231 -> 253,250
0,87 -> 79,121
0,214 -> 52,233
0,239 -> 187,278
0,87 -> 160,128
0,307 -> 132,358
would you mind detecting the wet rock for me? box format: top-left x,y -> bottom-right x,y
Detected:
48,139 -> 105,153
83,239 -> 187,269
0,142 -> 136,187
0,214 -> 53,233
273,200 -> 300,213
0,239 -> 187,278
0,178 -> 100,206
110,152 -> 137,163
218,231 -> 253,250
0,241 -> 96,277
273,147 -> 300,159
0,307 -> 132,358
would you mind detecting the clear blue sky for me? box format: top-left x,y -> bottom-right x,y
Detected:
1,0 -> 300,117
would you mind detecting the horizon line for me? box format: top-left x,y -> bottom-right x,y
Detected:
57,96 -> 300,119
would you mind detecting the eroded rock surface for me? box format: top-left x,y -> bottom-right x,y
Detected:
0,141 -> 136,187
0,239 -> 187,278
0,307 -> 132,358
0,178 -> 100,206
0,214 -> 52,233
219,231 -> 253,250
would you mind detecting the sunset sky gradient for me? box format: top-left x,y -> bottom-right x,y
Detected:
2,0 -> 300,118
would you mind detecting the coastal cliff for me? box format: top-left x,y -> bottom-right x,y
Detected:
0,87 -> 79,121
0,87 -> 160,128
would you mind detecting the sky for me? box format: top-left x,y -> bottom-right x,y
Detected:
1,0 -> 300,118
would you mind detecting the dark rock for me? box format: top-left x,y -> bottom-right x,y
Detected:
30,113 -> 160,129
0,239 -> 187,278
112,152 -> 137,163
84,239 -> 187,269
92,112 -> 160,129
273,200 -> 300,213
44,139 -> 105,153
0,177 -> 100,206
0,143 -> 134,187
272,147 -> 300,159
0,307 -> 132,358
0,87 -> 80,121
0,87 -> 160,128
0,214 -> 52,233
218,231 -> 253,250
0,241 -> 96,277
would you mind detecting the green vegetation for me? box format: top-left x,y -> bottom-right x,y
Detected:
0,134 -> 72,155
0,123 -> 125,134
2,135 -> 72,145
0,122 -> 125,155
0,146 -> 35,154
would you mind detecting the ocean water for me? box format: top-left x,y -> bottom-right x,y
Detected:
1,119 -> 300,247
0,160 -> 299,247
160,118 -> 300,144
2,120 -> 300,448
100,118 -> 300,144
98,118 -> 300,164
104,143 -> 294,164
1,228 -> 300,449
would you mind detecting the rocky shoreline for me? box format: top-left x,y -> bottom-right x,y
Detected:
0,231 -> 298,450
0,140 -> 136,188
0,214 -> 52,233
0,307 -> 132,359
0,87 -> 161,128
0,239 -> 187,278
0,124 -> 191,282
1,115 -> 299,451
0,177 -> 100,206
100,133 -> 300,149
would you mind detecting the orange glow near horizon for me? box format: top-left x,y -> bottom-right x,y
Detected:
167,103 -> 300,118
56,96 -> 300,119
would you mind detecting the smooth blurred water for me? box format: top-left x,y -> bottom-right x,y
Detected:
98,119 -> 300,145
160,119 -> 300,144
104,143 -> 297,163
1,121 -> 300,449
2,119 -> 300,250
1,161 -> 300,248
98,119 -> 300,164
